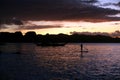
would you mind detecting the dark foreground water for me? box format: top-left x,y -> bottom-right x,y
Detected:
0,43 -> 120,80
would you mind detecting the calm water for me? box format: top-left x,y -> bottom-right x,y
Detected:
0,43 -> 120,80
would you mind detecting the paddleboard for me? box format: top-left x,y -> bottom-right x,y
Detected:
80,51 -> 88,52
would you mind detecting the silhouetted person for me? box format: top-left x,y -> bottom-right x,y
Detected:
80,44 -> 84,57
80,43 -> 83,51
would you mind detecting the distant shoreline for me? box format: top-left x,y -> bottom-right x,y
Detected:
0,31 -> 120,43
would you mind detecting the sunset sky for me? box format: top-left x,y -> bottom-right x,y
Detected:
0,0 -> 120,35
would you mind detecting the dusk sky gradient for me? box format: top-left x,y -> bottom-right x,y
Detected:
0,0 -> 120,35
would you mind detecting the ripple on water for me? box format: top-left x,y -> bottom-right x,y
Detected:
0,43 -> 120,80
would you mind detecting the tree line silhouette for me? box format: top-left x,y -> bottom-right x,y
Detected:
0,31 -> 120,43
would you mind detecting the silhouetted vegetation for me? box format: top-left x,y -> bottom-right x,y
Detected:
0,31 -> 120,43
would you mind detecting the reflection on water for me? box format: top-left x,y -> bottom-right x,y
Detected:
0,43 -> 120,80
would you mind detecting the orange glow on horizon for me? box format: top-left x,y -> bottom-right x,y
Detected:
1,21 -> 120,35
21,21 -> 120,35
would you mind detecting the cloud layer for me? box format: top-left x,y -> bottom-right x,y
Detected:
70,30 -> 120,37
0,0 -> 120,22
0,0 -> 120,33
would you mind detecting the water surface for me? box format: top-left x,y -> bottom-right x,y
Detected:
0,43 -> 120,80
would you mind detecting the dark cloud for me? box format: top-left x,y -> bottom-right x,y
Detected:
0,17 -> 23,25
19,25 -> 62,30
102,3 -> 114,6
70,30 -> 120,37
116,2 -> 120,6
0,17 -> 23,30
70,31 -> 110,36
114,23 -> 120,25
81,0 -> 98,3
12,18 -> 23,25
0,24 -> 8,29
101,1 -> 120,7
0,0 -> 120,22
0,23 -> 62,31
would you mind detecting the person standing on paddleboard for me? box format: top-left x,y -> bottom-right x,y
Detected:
80,44 -> 83,51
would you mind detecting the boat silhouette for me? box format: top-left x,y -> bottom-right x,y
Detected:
36,42 -> 66,47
